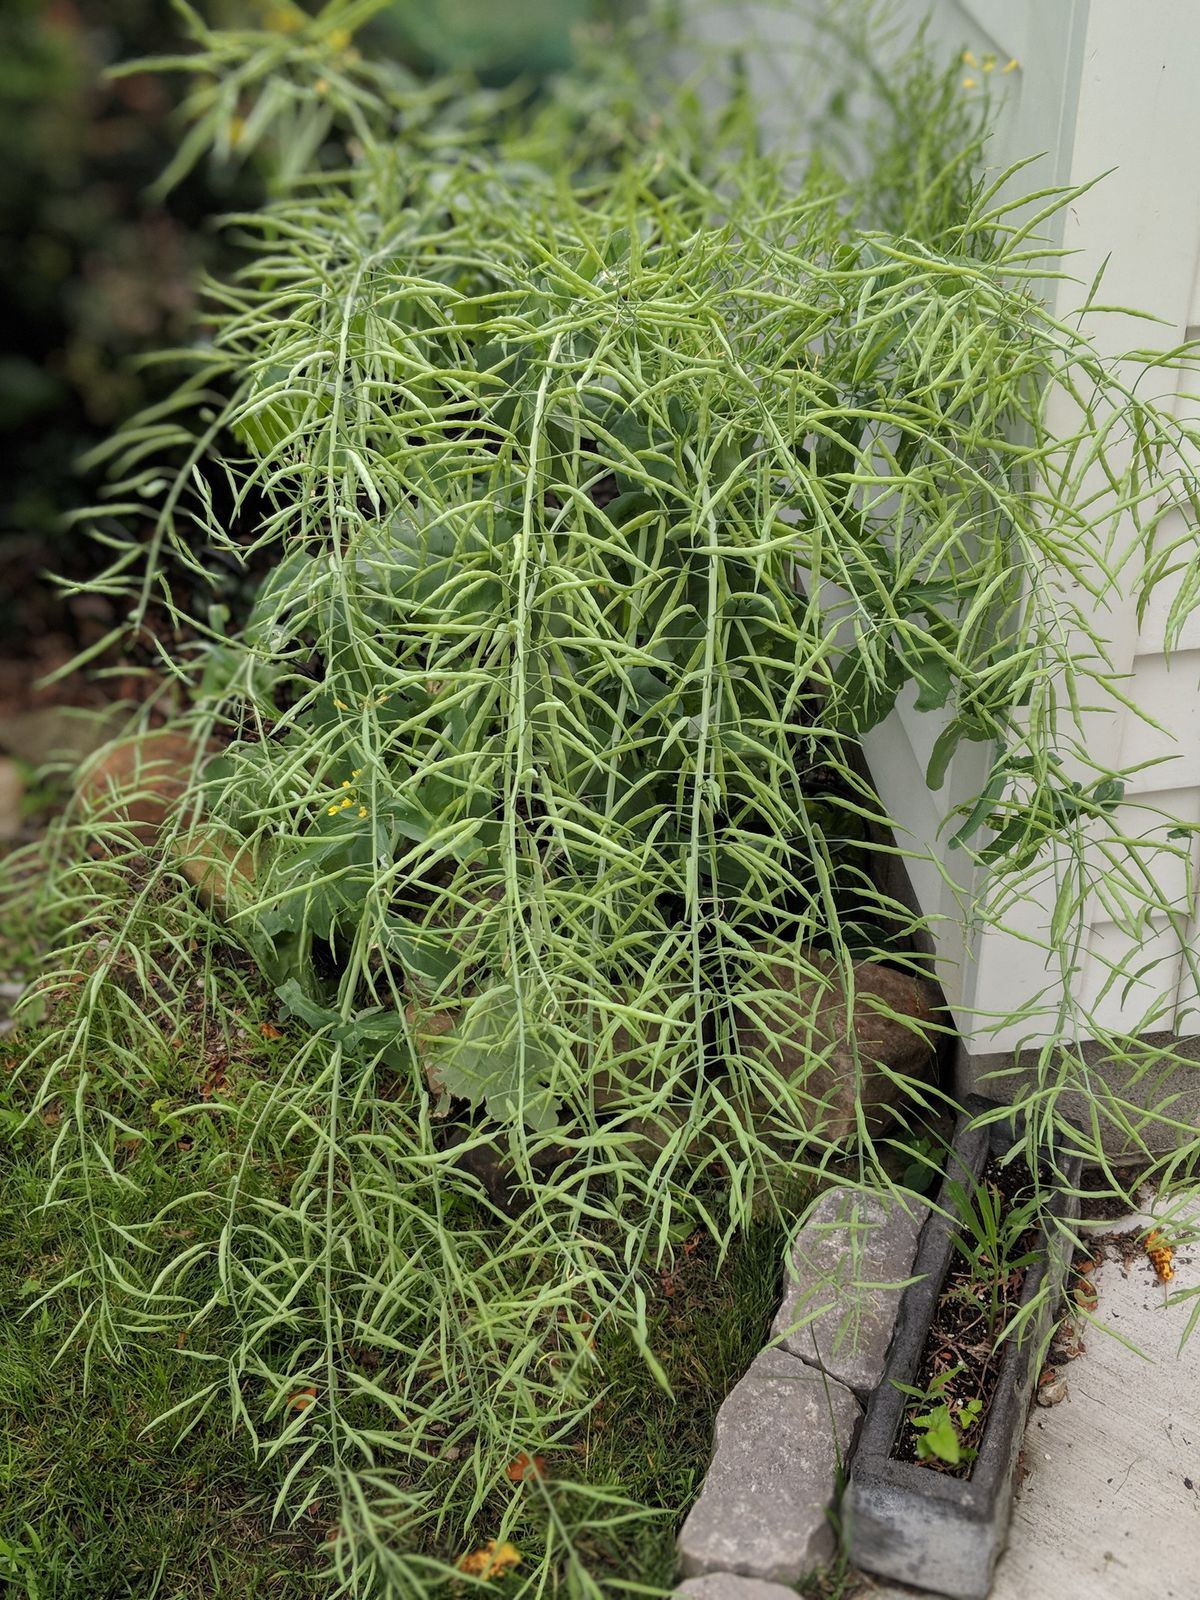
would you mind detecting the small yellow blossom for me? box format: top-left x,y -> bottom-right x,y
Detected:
962,76 -> 978,89
962,50 -> 977,66
342,779 -> 351,788
352,769 -> 362,778
264,4 -> 303,34
1002,58 -> 1018,74
327,805 -> 339,816
358,806 -> 368,818
328,27 -> 351,50
983,56 -> 995,74
341,797 -> 352,809
334,699 -> 347,711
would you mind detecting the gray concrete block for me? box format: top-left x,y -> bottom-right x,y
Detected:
673,1576 -> 804,1599
960,1034 -> 1200,1157
771,1185 -> 927,1397
846,1104 -> 1083,1600
677,1347 -> 861,1584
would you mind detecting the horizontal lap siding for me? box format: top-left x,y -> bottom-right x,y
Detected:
696,0 -> 1200,1050
878,0 -> 1200,1049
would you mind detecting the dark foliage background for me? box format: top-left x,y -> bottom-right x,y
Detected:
0,0 -> 610,705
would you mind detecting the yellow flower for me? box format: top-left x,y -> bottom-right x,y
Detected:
264,4 -> 303,34
328,26 -> 351,50
457,1541 -> 522,1579
962,76 -> 978,89
327,805 -> 339,816
334,699 -> 347,711
962,50 -> 977,66
1002,58 -> 1018,74
342,779 -> 351,788
341,797 -> 352,809
358,806 -> 368,818
352,769 -> 362,778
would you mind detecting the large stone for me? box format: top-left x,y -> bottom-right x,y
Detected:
674,1577 -> 804,1599
733,946 -> 940,1142
0,757 -> 23,841
0,704 -> 125,769
76,729 -> 212,840
677,1347 -> 861,1583
772,1185 -> 927,1397
170,823 -> 258,917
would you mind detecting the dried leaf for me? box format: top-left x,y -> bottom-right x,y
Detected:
259,1021 -> 282,1040
505,1452 -> 546,1483
456,1539 -> 522,1578
289,1386 -> 317,1411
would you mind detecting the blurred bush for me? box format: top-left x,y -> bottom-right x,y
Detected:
0,0 -> 261,659
0,0 -> 616,664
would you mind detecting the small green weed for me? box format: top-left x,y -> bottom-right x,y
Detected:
892,1366 -> 982,1467
943,1168 -> 1043,1343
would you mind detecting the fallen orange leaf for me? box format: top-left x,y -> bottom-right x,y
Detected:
289,1386 -> 317,1411
505,1452 -> 546,1483
260,1021 -> 282,1040
456,1540 -> 522,1579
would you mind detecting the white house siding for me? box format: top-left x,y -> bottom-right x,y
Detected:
689,1 -> 1200,1058
911,0 -> 1200,1055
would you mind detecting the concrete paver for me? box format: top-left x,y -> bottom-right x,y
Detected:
772,1186 -> 927,1397
989,1199 -> 1200,1600
676,1347 -> 861,1582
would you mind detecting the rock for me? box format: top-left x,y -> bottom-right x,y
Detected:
674,1576 -> 802,1599
1035,1371 -> 1069,1407
74,732 -> 264,922
677,1347 -> 861,1583
0,705 -> 125,769
169,824 -> 258,918
733,946 -> 940,1142
76,729 -> 212,840
0,757 -> 23,840
772,1185 -> 927,1397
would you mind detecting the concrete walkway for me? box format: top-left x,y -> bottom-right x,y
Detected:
857,1196 -> 1200,1600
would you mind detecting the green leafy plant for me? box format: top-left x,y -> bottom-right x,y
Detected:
893,1365 -> 982,1466
11,1 -> 1200,1591
942,1169 -> 1044,1343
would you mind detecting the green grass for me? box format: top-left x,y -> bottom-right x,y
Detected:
0,1061 -> 326,1599
571,1205 -> 793,1587
0,967 -> 800,1598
